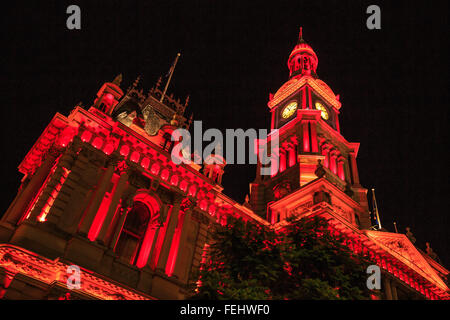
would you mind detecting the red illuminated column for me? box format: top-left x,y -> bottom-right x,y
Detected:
154,196 -> 183,272
329,149 -> 337,175
3,147 -> 60,225
307,86 -> 313,109
349,152 -> 360,185
148,204 -> 172,269
270,109 -> 275,130
0,270 -> 15,299
302,121 -> 310,152
321,143 -> 331,168
270,146 -> 280,177
171,212 -> 198,281
97,169 -> 130,244
383,277 -> 393,300
337,156 -> 345,180
79,160 -> 117,236
391,283 -> 398,300
165,200 -> 189,277
287,143 -> 296,167
135,224 -> 159,268
279,148 -> 286,172
309,121 -> 319,153
109,196 -> 134,250
301,87 -> 307,109
335,114 -> 340,133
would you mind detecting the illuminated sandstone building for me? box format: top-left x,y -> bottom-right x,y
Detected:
0,30 -> 448,300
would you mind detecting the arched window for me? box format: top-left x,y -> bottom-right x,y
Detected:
115,201 -> 151,265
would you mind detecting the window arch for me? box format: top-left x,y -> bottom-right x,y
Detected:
115,193 -> 161,268
115,201 -> 151,265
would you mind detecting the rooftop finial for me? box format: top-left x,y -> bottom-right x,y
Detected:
132,76 -> 141,88
112,74 -> 123,86
297,27 -> 306,45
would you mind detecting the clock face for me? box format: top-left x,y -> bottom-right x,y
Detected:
315,102 -> 329,120
281,101 -> 298,119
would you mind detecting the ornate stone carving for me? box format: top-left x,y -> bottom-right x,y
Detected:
405,227 -> 416,244
314,159 -> 326,178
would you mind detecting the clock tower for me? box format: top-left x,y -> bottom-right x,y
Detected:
250,28 -> 370,229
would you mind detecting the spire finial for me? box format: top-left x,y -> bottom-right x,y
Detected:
297,27 -> 305,45
112,74 -> 123,86
132,75 -> 141,89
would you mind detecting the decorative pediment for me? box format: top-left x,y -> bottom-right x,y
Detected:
365,231 -> 448,291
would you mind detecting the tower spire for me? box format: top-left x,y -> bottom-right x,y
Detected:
372,188 -> 382,230
288,27 -> 318,78
160,52 -> 181,103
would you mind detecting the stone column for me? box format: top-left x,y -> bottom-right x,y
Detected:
96,168 -> 130,244
349,151 -> 360,186
3,147 -> 60,225
391,283 -> 398,300
108,192 -> 135,249
0,269 -> 16,299
287,143 -> 296,167
310,121 -> 319,153
329,149 -> 337,175
78,159 -> 117,236
279,147 -> 286,172
44,147 -> 78,225
171,210 -> 199,281
383,277 -> 393,300
337,156 -> 345,181
155,195 -> 183,272
321,143 -> 331,168
302,121 -> 310,153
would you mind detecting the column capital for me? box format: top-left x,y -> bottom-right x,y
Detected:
349,150 -> 358,157
329,149 -> 338,156
321,141 -> 332,150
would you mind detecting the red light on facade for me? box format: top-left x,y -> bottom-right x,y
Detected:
120,145 -> 130,157
302,122 -> 310,152
279,152 -> 286,173
288,147 -> 296,167
180,180 -> 188,192
199,199 -> 208,211
161,169 -> 169,181
81,130 -> 92,143
92,137 -> 103,149
188,185 -> 197,197
151,163 -> 160,175
208,205 -> 216,216
130,151 -> 140,163
141,157 -> 150,169
103,143 -> 114,155
58,135 -> 72,147
170,174 -> 179,186
37,168 -> 70,223
104,93 -> 114,105
338,161 -> 345,180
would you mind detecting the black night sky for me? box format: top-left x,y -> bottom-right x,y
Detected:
1,1 -> 448,266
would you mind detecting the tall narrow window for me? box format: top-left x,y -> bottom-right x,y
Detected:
115,201 -> 151,265
161,132 -> 174,153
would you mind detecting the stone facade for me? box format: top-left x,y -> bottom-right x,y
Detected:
0,31 -> 448,300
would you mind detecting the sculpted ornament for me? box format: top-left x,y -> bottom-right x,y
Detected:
180,197 -> 196,214
142,106 -> 162,136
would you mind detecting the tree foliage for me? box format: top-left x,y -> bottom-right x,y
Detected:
191,215 -> 376,300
